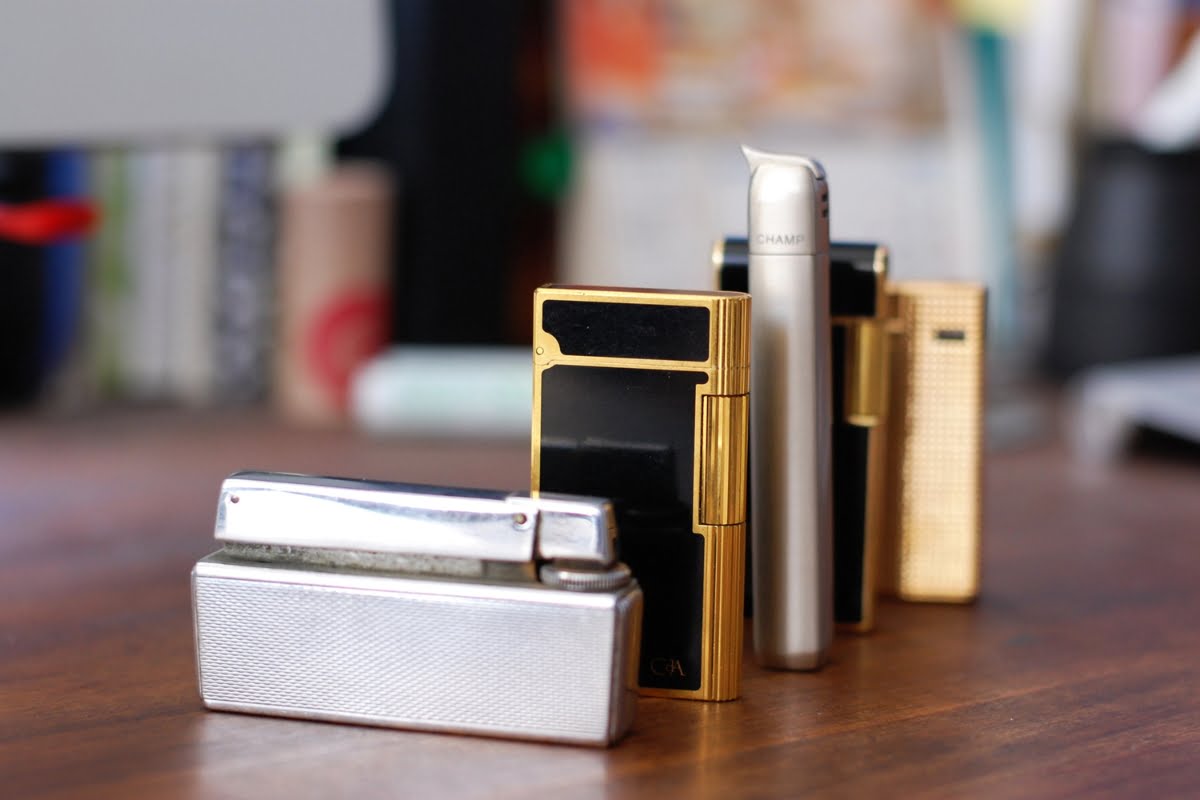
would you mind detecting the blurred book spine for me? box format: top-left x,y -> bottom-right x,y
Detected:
0,152 -> 49,407
119,148 -> 174,398
88,149 -> 129,398
43,150 -> 88,373
76,143 -> 276,408
166,146 -> 220,404
37,149 -> 93,410
213,143 -> 276,405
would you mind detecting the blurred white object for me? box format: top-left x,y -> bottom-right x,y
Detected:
1068,354 -> 1200,467
0,0 -> 386,143
1134,30 -> 1200,151
351,346 -> 532,438
1011,0 -> 1088,240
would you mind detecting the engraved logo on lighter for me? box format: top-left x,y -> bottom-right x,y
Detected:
755,233 -> 807,246
650,658 -> 687,677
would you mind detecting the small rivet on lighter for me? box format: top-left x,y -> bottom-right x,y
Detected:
535,347 -> 544,355
229,495 -> 240,504
512,512 -> 529,528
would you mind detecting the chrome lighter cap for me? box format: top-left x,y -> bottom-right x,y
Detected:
215,471 -> 618,568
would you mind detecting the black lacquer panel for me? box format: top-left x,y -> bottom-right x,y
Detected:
830,243 -> 881,317
831,326 -> 869,625
539,365 -> 707,691
542,300 -> 710,362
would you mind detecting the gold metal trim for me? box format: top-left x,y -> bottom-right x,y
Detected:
710,238 -> 728,274
837,318 -> 889,427
870,245 -> 890,316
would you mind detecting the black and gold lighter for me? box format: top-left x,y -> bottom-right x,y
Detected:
531,286 -> 749,701
715,238 -> 890,632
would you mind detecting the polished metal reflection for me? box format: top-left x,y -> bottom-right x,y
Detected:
217,471 -> 618,566
195,471 -> 642,746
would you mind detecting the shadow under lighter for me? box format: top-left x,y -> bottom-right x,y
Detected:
531,285 -> 750,701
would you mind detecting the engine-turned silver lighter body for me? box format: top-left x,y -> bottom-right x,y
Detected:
743,146 -> 833,670
192,472 -> 642,746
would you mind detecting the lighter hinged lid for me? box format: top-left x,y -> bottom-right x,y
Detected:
215,471 -> 618,567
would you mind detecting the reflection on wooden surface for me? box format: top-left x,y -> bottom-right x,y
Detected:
1,411 -> 1198,797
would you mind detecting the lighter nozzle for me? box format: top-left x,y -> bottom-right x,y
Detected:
741,145 -> 826,180
742,144 -> 829,256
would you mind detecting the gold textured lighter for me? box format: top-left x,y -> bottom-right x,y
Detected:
531,286 -> 749,701
879,282 -> 987,603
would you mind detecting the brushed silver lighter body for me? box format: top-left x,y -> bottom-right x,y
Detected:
744,146 -> 833,670
192,472 -> 642,746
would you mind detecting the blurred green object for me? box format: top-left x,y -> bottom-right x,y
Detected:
520,128 -> 571,200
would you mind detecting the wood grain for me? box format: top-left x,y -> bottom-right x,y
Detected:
1,410 -> 1198,798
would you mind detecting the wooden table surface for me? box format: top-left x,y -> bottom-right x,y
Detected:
2,411 -> 1198,799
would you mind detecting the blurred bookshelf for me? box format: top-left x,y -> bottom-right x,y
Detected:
3,1 -> 1200,455
1,144 -> 277,412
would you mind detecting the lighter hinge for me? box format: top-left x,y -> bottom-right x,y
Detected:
699,393 -> 749,525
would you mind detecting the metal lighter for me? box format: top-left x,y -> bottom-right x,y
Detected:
742,146 -> 832,669
192,471 -> 643,746
716,237 -> 890,632
531,286 -> 750,701
880,282 -> 987,603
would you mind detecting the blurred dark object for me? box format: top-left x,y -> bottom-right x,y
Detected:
1128,426 -> 1200,466
214,144 -> 276,405
0,152 -> 49,407
338,0 -> 558,346
1046,139 -> 1200,376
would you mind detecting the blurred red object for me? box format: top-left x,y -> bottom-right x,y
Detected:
0,200 -> 96,244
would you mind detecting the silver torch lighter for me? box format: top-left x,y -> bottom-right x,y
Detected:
743,145 -> 833,670
192,471 -> 643,746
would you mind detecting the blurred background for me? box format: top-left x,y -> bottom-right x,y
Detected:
2,0 -> 1200,463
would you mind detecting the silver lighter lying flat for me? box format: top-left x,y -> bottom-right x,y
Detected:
192,471 -> 643,746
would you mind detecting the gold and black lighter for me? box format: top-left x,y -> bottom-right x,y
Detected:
531,286 -> 749,701
880,282 -> 987,603
715,238 -> 890,631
